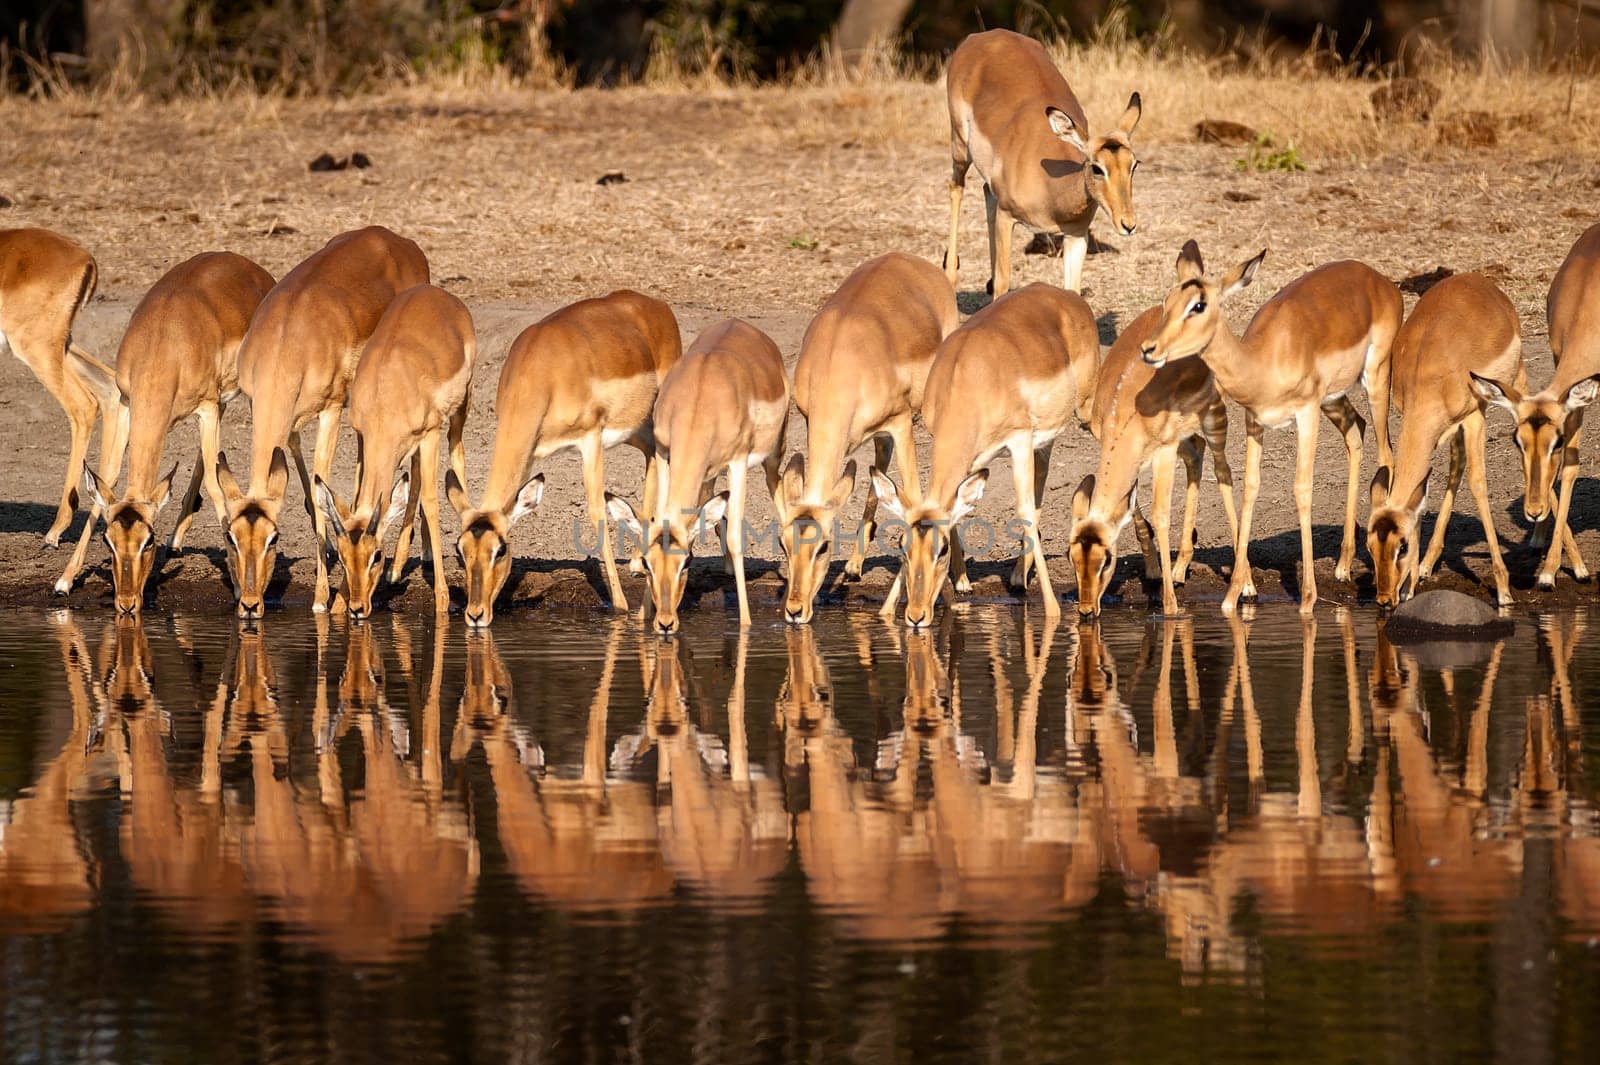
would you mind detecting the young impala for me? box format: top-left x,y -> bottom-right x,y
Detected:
0,228 -> 124,550
1471,223 -> 1600,590
872,283 -> 1100,627
446,290 -> 681,627
608,318 -> 789,633
780,253 -> 958,624
945,29 -> 1142,295
1141,240 -> 1401,614
215,226 -> 428,618
1369,273 -> 1524,607
70,251 -> 275,611
1069,305 -> 1239,617
315,284 -> 476,619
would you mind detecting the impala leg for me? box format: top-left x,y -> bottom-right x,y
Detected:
1322,396 -> 1366,583
310,407 -> 343,614
1061,228 -> 1089,294
849,436 -> 893,580
1462,411 -> 1513,606
56,398 -> 129,593
984,185 -> 1015,299
1366,344 -> 1394,473
48,398 -> 95,548
1224,416 -> 1263,614
945,151 -> 969,285
388,450 -> 423,583
1132,493 -> 1158,578
1538,412 -> 1585,589
726,462 -> 751,626
1294,407 -> 1321,614
200,400 -> 228,528
1150,445 -> 1181,615
628,439 -> 657,576
950,522 -> 971,594
417,430 -> 450,614
1175,435 -> 1204,585
579,431 -> 626,611
447,400 -> 468,487
173,403 -> 222,551
1202,401 -> 1240,548
1011,443 -> 1052,589
1010,440 -> 1060,620
1419,427 -> 1465,582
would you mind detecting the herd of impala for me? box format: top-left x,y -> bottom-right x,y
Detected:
4,29 -> 1599,633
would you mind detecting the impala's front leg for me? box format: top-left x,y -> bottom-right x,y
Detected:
1010,439 -> 1059,620
1150,446 -> 1180,615
1174,435 -> 1204,585
1060,226 -> 1089,294
984,185 -> 1015,298
310,406 -> 344,614
1323,396 -> 1366,582
1419,427 -> 1464,581
849,436 -> 893,580
945,151 -> 969,286
1010,443 -> 1052,589
416,430 -> 450,614
726,461 -> 751,626
580,430 -> 627,610
1294,407 -> 1321,614
1463,412 -> 1513,606
1223,417 -> 1263,614
1538,412 -> 1586,589
388,448 -> 423,583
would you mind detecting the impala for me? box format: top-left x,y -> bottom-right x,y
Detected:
71,252 -> 275,611
0,227 -> 124,550
1368,273 -> 1523,607
780,253 -> 958,623
872,283 -> 1099,626
316,284 -> 475,619
1069,305 -> 1239,617
215,226 -> 428,618
1470,223 -> 1600,589
608,318 -> 789,633
945,29 -> 1141,296
1141,241 -> 1401,614
445,290 -> 680,626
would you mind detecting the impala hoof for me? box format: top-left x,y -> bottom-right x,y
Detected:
843,558 -> 865,580
52,578 -> 70,596
1537,573 -> 1557,591
954,576 -> 973,594
628,558 -> 645,576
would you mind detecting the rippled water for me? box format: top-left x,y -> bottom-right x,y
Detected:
2,602 -> 1599,1063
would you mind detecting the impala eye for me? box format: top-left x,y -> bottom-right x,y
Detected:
1188,300 -> 1207,317
1091,163 -> 1107,178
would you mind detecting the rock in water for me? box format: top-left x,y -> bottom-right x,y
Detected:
1385,589 -> 1512,642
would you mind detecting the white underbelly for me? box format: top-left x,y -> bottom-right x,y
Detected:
0,328 -> 11,361
601,425 -> 635,448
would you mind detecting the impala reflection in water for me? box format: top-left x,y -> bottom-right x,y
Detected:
2,604 -> 1600,1062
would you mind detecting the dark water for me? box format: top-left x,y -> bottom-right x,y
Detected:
2,601 -> 1599,1064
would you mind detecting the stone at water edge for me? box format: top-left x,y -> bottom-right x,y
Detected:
1384,589 -> 1513,642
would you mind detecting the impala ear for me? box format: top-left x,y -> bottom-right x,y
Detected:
1046,106 -> 1089,154
83,463 -> 115,510
313,476 -> 345,548
1562,374 -> 1600,412
827,459 -> 857,511
1118,91 -> 1142,136
1071,474 -> 1095,524
1406,471 -> 1430,514
1370,466 -> 1393,509
374,467 -> 411,540
151,464 -> 178,514
445,469 -> 472,517
215,451 -> 243,505
870,467 -> 909,523
1176,240 -> 1204,284
950,469 -> 988,525
506,474 -> 545,528
265,447 -> 290,501
605,493 -> 645,546
781,454 -> 807,510
1468,372 -> 1519,413
1221,249 -> 1266,300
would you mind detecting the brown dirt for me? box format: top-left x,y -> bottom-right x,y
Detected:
3,83 -> 1599,618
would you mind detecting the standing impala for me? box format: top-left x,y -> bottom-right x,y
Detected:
945,29 -> 1141,296
1069,305 -> 1239,618
215,226 -> 428,618
0,227 -> 124,549
315,284 -> 475,619
1368,273 -> 1523,608
779,253 -> 958,624
69,252 -> 275,611
446,290 -> 680,627
607,318 -> 789,633
1141,241 -> 1401,614
872,283 -> 1100,627
1470,223 -> 1600,590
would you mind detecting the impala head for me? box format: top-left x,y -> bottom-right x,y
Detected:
607,492 -> 728,636
871,467 -> 986,630
778,456 -> 856,625
1046,92 -> 1142,237
446,469 -> 544,629
216,449 -> 289,620
314,470 -> 411,622
1141,240 -> 1265,368
1067,475 -> 1138,619
83,464 -> 176,616
1471,372 -> 1600,523
1367,467 -> 1430,610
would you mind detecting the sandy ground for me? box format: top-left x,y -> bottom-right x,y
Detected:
2,87 -> 1598,617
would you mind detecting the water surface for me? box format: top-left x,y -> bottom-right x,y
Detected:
2,603 -> 1598,1063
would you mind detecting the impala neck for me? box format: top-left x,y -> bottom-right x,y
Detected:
1195,322 -> 1260,410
